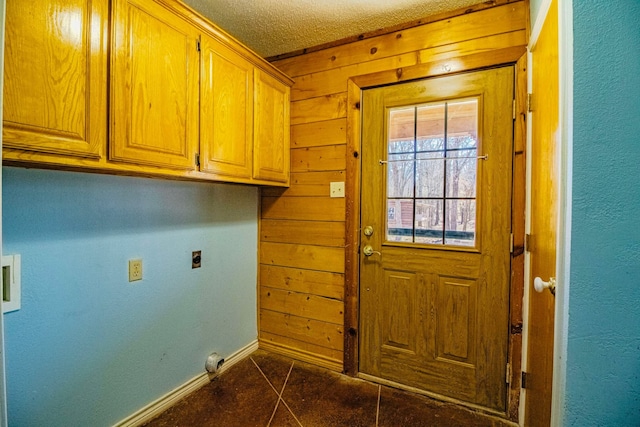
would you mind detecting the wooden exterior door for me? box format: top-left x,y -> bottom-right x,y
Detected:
359,67 -> 514,411
525,0 -> 559,425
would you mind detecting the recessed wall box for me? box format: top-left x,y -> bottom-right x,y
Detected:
2,254 -> 21,313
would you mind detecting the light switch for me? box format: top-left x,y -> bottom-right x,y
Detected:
330,181 -> 345,198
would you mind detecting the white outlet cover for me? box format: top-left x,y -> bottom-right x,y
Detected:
330,181 -> 345,198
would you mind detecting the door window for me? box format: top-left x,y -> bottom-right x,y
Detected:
385,99 -> 479,247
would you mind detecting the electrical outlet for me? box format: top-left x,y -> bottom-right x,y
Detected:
129,259 -> 142,282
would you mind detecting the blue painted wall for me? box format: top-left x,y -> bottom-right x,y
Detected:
2,167 -> 258,426
567,0 -> 640,425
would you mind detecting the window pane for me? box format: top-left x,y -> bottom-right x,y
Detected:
444,199 -> 476,246
448,135 -> 477,150
447,99 -> 477,149
384,98 -> 480,248
417,137 -> 444,153
415,199 -> 443,244
389,139 -> 415,154
417,104 -> 445,150
416,151 -> 444,198
388,153 -> 414,198
446,149 -> 477,198
387,199 -> 414,242
389,108 -> 415,154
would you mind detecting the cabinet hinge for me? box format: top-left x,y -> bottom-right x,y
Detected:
195,153 -> 200,167
525,233 -> 532,252
512,99 -> 516,120
506,363 -> 512,384
510,233 -> 514,254
522,371 -> 529,389
527,93 -> 533,112
196,39 -> 201,52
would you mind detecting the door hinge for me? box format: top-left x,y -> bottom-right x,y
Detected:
512,99 -> 516,120
525,233 -> 532,252
195,153 -> 200,167
527,93 -> 533,112
522,371 -> 529,389
196,39 -> 201,52
506,363 -> 512,384
510,233 -> 514,254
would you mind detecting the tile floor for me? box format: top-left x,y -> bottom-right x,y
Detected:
144,350 -> 514,427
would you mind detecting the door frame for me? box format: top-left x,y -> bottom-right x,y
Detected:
343,50 -> 528,420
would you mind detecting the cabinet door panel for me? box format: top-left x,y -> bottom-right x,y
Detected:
3,0 -> 107,158
200,36 -> 253,178
111,0 -> 198,170
254,70 -> 290,183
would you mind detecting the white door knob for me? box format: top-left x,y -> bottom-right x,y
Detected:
534,276 -> 556,295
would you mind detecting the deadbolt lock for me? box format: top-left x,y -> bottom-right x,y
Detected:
363,225 -> 374,236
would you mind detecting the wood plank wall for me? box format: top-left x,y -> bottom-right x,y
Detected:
259,0 -> 528,375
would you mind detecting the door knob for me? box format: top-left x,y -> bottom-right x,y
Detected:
534,276 -> 556,295
362,245 -> 381,257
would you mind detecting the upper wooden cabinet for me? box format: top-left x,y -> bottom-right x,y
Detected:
200,37 -> 291,185
110,0 -> 200,170
3,0 -> 108,158
200,34 -> 254,178
253,70 -> 290,183
3,0 -> 293,186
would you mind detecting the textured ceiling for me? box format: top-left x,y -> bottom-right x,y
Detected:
182,0 -> 488,58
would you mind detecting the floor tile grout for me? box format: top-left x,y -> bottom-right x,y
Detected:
251,357 -> 303,427
278,390 -> 304,426
265,361 -> 290,427
250,357 -> 281,397
265,361 -> 303,427
376,384 -> 381,427
277,362 -> 303,427
249,356 -> 285,427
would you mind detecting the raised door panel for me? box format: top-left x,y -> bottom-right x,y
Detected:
200,35 -> 253,178
111,0 -> 199,170
3,0 -> 108,158
253,69 -> 290,183
381,270 -> 418,354
435,277 -> 477,364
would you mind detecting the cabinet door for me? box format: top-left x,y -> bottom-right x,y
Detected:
200,35 -> 253,178
3,0 -> 108,158
253,69 -> 290,184
111,0 -> 199,170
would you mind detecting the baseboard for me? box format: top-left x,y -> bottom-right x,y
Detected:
114,339 -> 259,427
259,339 -> 343,372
